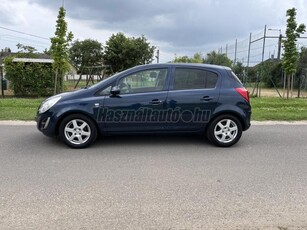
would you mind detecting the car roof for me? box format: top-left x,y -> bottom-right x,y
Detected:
133,63 -> 232,71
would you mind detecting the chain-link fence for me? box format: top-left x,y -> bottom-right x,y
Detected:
218,26 -> 307,97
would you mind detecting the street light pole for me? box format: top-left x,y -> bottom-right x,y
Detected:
268,28 -> 282,60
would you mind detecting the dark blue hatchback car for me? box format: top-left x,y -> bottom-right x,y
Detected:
36,63 -> 251,148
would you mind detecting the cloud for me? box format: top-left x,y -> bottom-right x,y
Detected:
30,0 -> 276,47
2,0 -> 307,62
0,0 -> 55,50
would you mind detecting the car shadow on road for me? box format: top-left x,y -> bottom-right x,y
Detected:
93,133 -> 210,147
34,132 -> 248,152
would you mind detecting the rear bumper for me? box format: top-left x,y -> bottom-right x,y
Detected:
243,110 -> 252,131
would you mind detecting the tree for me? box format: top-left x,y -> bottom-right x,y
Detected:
16,43 -> 37,54
103,33 -> 155,73
69,39 -> 103,73
282,8 -> 306,99
256,60 -> 283,88
50,6 -> 74,94
232,62 -> 244,75
270,62 -> 283,88
172,52 -> 204,63
204,51 -> 232,67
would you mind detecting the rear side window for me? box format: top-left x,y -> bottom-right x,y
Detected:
173,68 -> 218,90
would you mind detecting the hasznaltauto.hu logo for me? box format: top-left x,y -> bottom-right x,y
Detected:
96,107 -> 211,123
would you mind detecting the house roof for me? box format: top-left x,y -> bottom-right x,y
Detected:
0,51 -> 52,66
12,58 -> 54,63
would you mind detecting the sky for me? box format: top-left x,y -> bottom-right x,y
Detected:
1,0 -> 307,64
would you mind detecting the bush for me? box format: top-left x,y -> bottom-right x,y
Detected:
4,56 -> 54,96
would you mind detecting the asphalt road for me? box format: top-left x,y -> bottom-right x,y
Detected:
0,123 -> 306,229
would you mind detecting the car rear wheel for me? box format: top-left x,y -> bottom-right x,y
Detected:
207,114 -> 242,147
59,114 -> 97,148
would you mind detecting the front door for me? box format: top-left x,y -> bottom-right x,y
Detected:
102,68 -> 169,133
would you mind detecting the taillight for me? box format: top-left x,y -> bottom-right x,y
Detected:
235,87 -> 250,103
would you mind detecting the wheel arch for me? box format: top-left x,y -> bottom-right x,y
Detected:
55,111 -> 99,136
205,110 -> 246,134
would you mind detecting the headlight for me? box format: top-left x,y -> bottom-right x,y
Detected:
39,96 -> 61,114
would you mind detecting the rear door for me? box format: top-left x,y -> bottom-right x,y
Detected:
165,67 -> 220,131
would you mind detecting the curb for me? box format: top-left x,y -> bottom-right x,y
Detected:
251,120 -> 307,125
1,120 -> 307,126
0,121 -> 36,126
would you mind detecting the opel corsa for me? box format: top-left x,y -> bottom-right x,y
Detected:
36,63 -> 251,148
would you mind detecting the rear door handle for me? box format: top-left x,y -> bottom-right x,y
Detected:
150,99 -> 163,105
200,96 -> 213,101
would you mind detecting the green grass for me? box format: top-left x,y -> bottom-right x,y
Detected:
251,97 -> 307,121
0,98 -> 44,120
1,97 -> 307,121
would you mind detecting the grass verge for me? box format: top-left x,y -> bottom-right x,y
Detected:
0,98 -> 44,120
0,97 -> 307,121
250,97 -> 307,121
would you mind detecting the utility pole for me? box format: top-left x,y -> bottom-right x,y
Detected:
156,49 -> 160,64
225,44 -> 228,57
247,33 -> 252,68
261,25 -> 267,64
259,25 -> 267,97
234,39 -> 237,65
0,65 -> 4,97
277,33 -> 282,60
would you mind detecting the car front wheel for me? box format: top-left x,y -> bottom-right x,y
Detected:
207,115 -> 242,147
59,114 -> 97,148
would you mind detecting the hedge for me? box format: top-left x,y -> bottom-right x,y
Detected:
4,56 -> 54,97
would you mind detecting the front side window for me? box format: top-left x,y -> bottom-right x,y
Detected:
117,68 -> 168,94
99,85 -> 113,95
173,68 -> 218,90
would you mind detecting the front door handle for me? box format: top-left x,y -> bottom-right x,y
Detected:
200,96 -> 213,101
150,99 -> 163,105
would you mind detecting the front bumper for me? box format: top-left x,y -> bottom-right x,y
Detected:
36,112 -> 57,137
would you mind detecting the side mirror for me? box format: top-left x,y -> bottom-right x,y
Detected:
110,86 -> 120,96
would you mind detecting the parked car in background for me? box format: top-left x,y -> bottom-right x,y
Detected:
36,63 -> 251,148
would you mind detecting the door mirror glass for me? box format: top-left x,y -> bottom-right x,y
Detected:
110,86 -> 121,96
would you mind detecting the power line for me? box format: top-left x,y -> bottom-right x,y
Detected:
0,34 -> 49,45
0,26 -> 49,41
0,38 -> 48,49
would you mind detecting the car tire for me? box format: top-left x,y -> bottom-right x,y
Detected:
59,114 -> 97,148
206,114 -> 242,147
